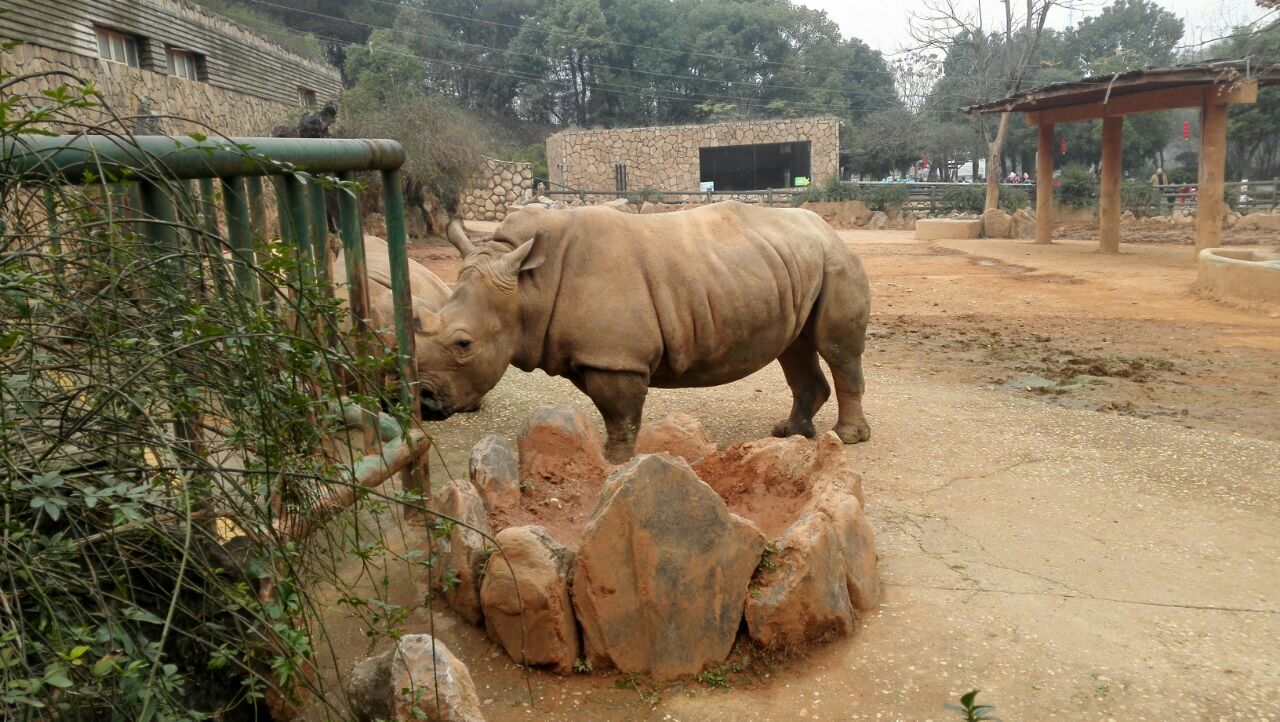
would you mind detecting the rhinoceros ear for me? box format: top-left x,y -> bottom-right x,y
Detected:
498,232 -> 545,276
412,304 -> 443,334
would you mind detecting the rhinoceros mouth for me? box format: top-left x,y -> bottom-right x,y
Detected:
418,385 -> 453,421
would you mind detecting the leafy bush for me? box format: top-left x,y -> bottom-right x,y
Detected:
626,186 -> 663,206
1,62 -> 450,718
819,175 -> 859,202
1055,165 -> 1099,209
999,187 -> 1030,212
1121,179 -> 1159,216
1167,167 -> 1196,185
791,175 -> 858,205
864,184 -> 909,211
939,184 -> 985,213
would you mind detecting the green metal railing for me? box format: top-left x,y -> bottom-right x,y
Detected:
4,134 -> 428,495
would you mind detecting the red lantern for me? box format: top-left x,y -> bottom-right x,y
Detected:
1183,120 -> 1191,140
1060,137 -> 1066,156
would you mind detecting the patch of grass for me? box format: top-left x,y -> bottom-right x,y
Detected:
693,666 -> 732,689
572,658 -> 593,674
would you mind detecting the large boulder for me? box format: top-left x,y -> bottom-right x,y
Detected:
429,478 -> 492,626
348,634 -> 485,722
1012,208 -> 1037,239
868,211 -> 889,230
571,454 -> 765,679
745,511 -> 855,648
801,200 -> 872,229
810,488 -> 881,610
469,435 -> 520,514
480,526 -> 579,673
634,413 -> 717,464
516,404 -> 607,486
982,208 -> 1013,238
1236,212 -> 1280,231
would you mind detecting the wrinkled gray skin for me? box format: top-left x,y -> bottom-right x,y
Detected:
422,201 -> 871,462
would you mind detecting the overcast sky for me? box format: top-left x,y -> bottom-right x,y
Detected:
799,0 -> 1273,56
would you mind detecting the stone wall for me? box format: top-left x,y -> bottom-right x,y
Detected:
0,43 -> 303,136
459,158 -> 534,222
546,116 -> 840,192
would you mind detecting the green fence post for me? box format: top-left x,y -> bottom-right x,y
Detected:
43,186 -> 60,255
221,175 -> 259,301
139,178 -> 199,457
308,180 -> 331,290
381,168 -> 427,514
337,171 -> 371,339
283,174 -> 314,333
198,176 -> 219,237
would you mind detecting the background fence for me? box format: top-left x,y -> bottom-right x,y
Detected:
539,179 -> 1280,217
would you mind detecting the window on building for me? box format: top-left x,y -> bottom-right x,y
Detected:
297,87 -> 317,108
95,27 -> 141,68
699,141 -> 812,191
166,48 -> 202,81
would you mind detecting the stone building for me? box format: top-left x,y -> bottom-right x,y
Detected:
458,158 -> 535,222
0,0 -> 342,136
546,116 -> 840,193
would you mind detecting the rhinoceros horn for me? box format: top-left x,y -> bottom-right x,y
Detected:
446,218 -> 474,257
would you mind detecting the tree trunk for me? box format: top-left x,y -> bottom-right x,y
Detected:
985,111 -> 1012,210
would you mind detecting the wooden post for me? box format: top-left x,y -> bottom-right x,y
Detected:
1099,116 -> 1123,253
1036,123 -> 1054,244
1196,96 -> 1228,253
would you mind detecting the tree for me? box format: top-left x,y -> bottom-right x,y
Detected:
912,0 -> 1077,210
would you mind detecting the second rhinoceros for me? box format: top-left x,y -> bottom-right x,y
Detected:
418,201 -> 871,461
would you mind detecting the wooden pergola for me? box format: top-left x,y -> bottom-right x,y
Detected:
962,61 -> 1279,253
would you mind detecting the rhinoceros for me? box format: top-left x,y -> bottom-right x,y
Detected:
331,235 -> 488,409
419,201 -> 871,461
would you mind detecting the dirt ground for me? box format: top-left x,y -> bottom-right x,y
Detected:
317,226 -> 1280,721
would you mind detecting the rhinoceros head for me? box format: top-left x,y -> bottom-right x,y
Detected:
412,230 -> 542,420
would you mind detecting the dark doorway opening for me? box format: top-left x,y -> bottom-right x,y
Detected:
699,141 -> 811,191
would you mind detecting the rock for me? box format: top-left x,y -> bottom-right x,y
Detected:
868,211 -> 888,230
634,413 -> 717,464
516,404 -> 607,486
745,510 -> 854,648
469,435 -> 520,514
1224,211 -> 1241,228
809,488 -> 880,610
1121,209 -> 1136,223
1236,212 -> 1280,231
571,454 -> 765,679
639,201 -> 656,214
480,526 -> 579,673
602,198 -> 632,212
348,634 -> 485,722
982,208 -> 1013,238
808,431 -> 865,508
1012,208 -> 1036,239
429,478 -> 492,625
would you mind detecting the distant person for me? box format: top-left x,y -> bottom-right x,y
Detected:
1021,171 -> 1031,183
1006,171 -> 1018,183
1150,167 -> 1168,185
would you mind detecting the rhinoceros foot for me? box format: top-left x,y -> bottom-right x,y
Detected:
834,419 -> 871,444
770,419 -> 816,439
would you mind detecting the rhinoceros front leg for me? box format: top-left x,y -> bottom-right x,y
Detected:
772,337 -> 831,439
580,368 -> 648,464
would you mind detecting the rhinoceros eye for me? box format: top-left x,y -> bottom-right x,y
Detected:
454,338 -> 472,350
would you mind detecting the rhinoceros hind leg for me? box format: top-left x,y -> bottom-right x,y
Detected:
772,337 -> 829,439
810,263 -> 871,444
581,368 -> 648,463
823,353 -> 871,444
